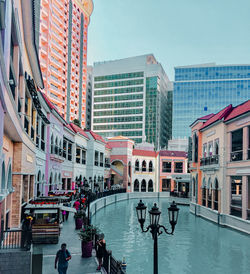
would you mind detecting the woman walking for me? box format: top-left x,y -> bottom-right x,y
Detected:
96,233 -> 106,271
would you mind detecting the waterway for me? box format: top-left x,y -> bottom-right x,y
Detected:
92,198 -> 250,274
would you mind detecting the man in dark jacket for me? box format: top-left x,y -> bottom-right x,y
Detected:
55,243 -> 71,274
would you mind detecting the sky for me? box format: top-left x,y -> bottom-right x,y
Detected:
87,0 -> 250,81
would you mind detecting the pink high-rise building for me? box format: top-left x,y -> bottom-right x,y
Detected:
39,0 -> 93,127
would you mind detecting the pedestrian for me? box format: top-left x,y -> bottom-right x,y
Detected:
73,200 -> 80,211
96,233 -> 106,271
55,243 -> 71,274
65,203 -> 70,221
62,210 -> 66,222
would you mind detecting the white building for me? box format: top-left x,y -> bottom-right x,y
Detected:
92,54 -> 172,149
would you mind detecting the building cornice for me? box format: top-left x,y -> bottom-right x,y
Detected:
74,0 -> 94,21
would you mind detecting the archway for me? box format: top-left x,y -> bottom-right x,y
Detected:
128,162 -> 131,177
149,161 -> 153,172
135,160 -> 139,171
142,161 -> 146,172
148,180 -> 153,192
141,179 -> 146,192
134,179 -> 139,192
111,160 -> 124,186
214,178 -> 219,210
207,178 -> 212,208
192,177 -> 196,197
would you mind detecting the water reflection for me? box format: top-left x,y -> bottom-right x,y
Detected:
92,198 -> 250,274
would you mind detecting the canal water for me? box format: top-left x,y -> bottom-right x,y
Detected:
92,198 -> 250,274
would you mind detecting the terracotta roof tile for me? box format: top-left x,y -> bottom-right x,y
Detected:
105,143 -> 112,150
159,150 -> 188,158
224,100 -> 250,122
70,123 -> 89,139
201,105 -> 233,130
86,130 -> 106,143
198,114 -> 215,120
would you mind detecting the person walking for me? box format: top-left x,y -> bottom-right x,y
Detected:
96,234 -> 106,271
55,243 -> 71,274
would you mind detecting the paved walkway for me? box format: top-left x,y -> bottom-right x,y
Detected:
37,212 -> 104,274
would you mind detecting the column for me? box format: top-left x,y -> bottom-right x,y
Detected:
11,174 -> 22,227
212,189 -> 215,210
242,176 -> 247,219
205,188 -> 208,207
218,189 -> 221,213
243,126 -> 248,160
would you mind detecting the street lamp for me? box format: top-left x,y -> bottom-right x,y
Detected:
136,200 -> 179,274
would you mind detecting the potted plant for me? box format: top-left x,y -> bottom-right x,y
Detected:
74,210 -> 86,230
78,225 -> 99,257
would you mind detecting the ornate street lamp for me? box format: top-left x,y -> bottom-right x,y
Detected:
136,200 -> 179,274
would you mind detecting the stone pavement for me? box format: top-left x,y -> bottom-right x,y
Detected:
36,212 -> 104,274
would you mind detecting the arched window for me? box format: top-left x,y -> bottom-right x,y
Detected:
148,180 -> 153,192
49,174 -> 52,191
134,179 -> 139,192
54,173 -> 57,185
50,134 -> 54,154
7,164 -> 12,191
37,171 -> 41,183
128,162 -> 131,177
1,161 -> 6,190
141,179 -> 146,192
149,161 -> 153,172
202,178 -> 206,206
55,137 -> 58,155
207,178 -> 212,208
142,161 -> 146,172
215,141 -> 219,155
135,160 -> 139,171
214,178 -> 219,210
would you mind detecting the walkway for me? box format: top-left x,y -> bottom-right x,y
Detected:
37,212 -> 104,274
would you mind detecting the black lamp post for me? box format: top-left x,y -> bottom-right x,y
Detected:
136,200 -> 179,274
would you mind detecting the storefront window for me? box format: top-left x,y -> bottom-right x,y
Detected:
230,176 -> 242,217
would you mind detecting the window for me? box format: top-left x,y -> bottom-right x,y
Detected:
214,140 -> 219,155
142,160 -> 146,172
82,150 -> 86,165
230,176 -> 242,217
203,144 -> 207,157
100,153 -> 104,167
41,123 -> 45,151
174,162 -> 183,173
162,162 -> 171,173
162,179 -> 171,192
231,129 -> 243,161
68,143 -> 72,161
149,161 -> 153,172
94,151 -> 98,166
51,135 -> 54,154
135,160 -> 139,171
208,142 -> 213,156
76,146 -> 81,163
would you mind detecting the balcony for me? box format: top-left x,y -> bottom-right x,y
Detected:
50,146 -> 64,163
231,150 -> 243,162
200,155 -> 219,166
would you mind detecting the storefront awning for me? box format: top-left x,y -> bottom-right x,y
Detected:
61,206 -> 76,213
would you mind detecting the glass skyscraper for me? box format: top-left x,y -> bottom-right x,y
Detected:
173,63 -> 250,138
92,54 -> 172,149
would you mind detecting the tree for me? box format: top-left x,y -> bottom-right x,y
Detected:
72,119 -> 81,127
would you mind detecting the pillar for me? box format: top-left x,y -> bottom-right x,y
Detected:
206,189 -> 208,207
11,174 -> 22,227
212,189 -> 215,210
242,176 -> 247,219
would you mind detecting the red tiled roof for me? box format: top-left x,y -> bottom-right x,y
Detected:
159,150 -> 188,158
224,100 -> 250,122
64,123 -> 75,133
133,149 -> 158,157
70,123 -> 89,139
86,130 -> 106,144
198,114 -> 215,120
105,143 -> 112,150
201,105 -> 233,130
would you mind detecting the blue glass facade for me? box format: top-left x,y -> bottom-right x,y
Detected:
173,65 -> 250,138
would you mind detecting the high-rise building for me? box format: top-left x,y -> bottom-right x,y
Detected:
173,63 -> 250,138
39,0 -> 93,127
86,66 -> 93,130
92,54 -> 172,149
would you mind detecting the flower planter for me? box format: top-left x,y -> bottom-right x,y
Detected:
75,218 -> 83,229
81,240 -> 93,257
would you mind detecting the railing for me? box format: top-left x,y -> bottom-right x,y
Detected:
231,150 -> 243,161
170,191 -> 188,198
135,168 -> 154,172
200,155 -> 219,166
0,230 -> 23,249
162,168 -> 171,173
102,248 -> 126,274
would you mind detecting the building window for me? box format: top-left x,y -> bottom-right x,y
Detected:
100,153 -> 104,167
51,135 -> 54,154
55,138 -> 58,155
231,128 -> 243,161
41,123 -> 45,151
82,150 -> 86,165
230,176 -> 242,217
135,160 -> 139,171
76,146 -> 81,163
128,162 -> 131,177
148,180 -> 153,192
141,179 -> 146,192
142,160 -> 146,172
162,162 -> 171,173
174,162 -> 183,173
149,161 -> 153,172
63,139 -> 67,158
162,179 -> 171,192
203,144 -> 207,157
94,151 -> 98,166
134,179 -> 139,192
214,140 -> 219,155
68,143 -> 72,161
202,187 -> 206,206
214,179 -> 219,210
208,142 -> 213,156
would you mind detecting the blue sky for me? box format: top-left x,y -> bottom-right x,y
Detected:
87,0 -> 250,81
